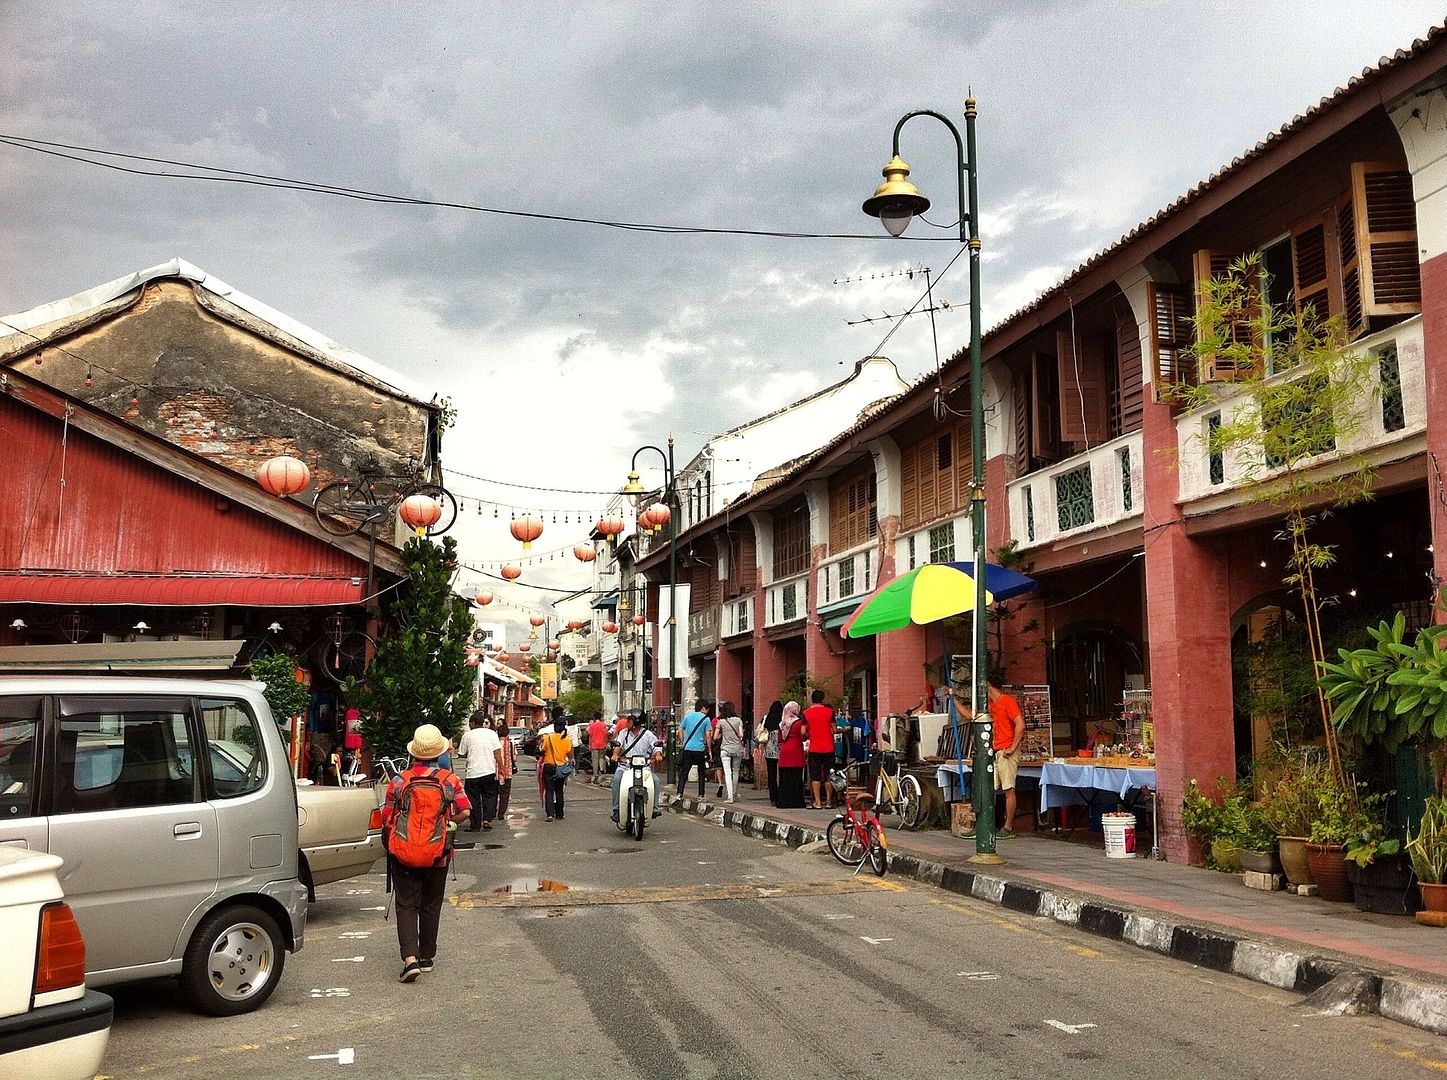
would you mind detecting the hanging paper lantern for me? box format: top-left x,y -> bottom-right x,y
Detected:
500,565 -> 522,581
475,590 -> 494,606
548,638 -> 561,651
644,502 -> 671,532
632,614 -> 646,626
596,515 -> 625,540
511,514 -> 544,551
529,615 -> 546,628
573,543 -> 597,563
519,643 -> 531,654
400,494 -> 443,530
496,651 -> 510,663
637,505 -> 659,531
566,619 -> 585,632
256,455 -> 311,497
602,621 -> 618,634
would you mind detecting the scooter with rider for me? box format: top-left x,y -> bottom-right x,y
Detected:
610,713 -> 664,840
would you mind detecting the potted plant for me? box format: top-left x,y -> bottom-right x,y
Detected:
1235,802 -> 1281,876
1306,781 -> 1356,903
1260,763 -> 1325,887
1342,789 -> 1416,915
1407,796 -> 1447,913
1182,779 -> 1227,868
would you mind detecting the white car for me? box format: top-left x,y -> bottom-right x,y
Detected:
0,847 -> 112,1080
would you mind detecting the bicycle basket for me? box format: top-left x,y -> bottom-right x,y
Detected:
829,771 -> 849,796
881,751 -> 899,776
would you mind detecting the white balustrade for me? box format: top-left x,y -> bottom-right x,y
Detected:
764,573 -> 808,627
1007,430 -> 1144,549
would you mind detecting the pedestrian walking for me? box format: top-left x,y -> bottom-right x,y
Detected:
455,710 -> 502,831
776,700 -> 807,809
676,700 -> 713,798
493,717 -> 516,818
539,716 -> 574,821
712,701 -> 746,803
804,689 -> 841,810
587,713 -> 609,784
760,700 -> 783,804
382,724 -> 470,983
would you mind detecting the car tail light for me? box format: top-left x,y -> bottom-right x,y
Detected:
35,902 -> 86,994
369,807 -> 384,832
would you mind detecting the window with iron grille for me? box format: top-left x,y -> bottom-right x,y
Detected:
1377,343 -> 1405,433
928,523 -> 955,563
838,556 -> 856,598
1263,373 -> 1334,470
1025,486 -> 1035,543
1207,413 -> 1224,485
772,503 -> 809,579
781,581 -> 799,621
1119,447 -> 1133,512
737,599 -> 750,634
1054,464 -> 1095,531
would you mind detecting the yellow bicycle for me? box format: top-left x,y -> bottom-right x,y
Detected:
873,751 -> 923,830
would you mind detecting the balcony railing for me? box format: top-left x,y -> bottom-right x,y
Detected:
687,605 -> 720,654
1175,316 -> 1426,504
817,544 -> 876,607
722,596 -> 752,638
894,514 -> 971,572
1008,430 -> 1144,549
765,573 -> 808,627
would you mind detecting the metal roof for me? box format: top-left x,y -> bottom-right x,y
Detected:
0,573 -> 364,607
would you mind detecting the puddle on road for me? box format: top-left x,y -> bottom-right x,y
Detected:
492,878 -> 570,895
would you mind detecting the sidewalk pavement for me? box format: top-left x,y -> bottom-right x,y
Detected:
664,774 -> 1447,1035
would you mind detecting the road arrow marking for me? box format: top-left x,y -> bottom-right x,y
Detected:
860,936 -> 893,945
823,914 -> 855,921
358,906 -> 385,912
1044,1021 -> 1097,1036
343,889 -> 371,895
958,971 -> 1000,980
331,956 -> 365,963
307,1048 -> 355,1064
310,988 -> 351,998
337,932 -> 371,939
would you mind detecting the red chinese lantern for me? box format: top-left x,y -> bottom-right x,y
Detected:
529,615 -> 546,629
497,651 -> 510,663
511,514 -> 544,551
644,502 -> 671,532
500,565 -> 522,581
596,516 -> 625,540
519,643 -> 531,654
465,652 -> 481,667
602,621 -> 618,634
256,455 -> 310,497
573,543 -> 597,563
566,619 -> 585,632
631,614 -> 646,626
400,494 -> 443,531
475,590 -> 494,606
548,638 -> 561,650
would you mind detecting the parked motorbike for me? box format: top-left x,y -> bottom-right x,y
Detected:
614,755 -> 656,841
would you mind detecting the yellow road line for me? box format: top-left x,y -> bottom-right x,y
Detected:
927,897 -> 1116,958
1370,1041 -> 1447,1073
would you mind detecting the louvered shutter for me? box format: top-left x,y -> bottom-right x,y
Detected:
1014,365 -> 1032,474
1352,162 -> 1421,318
1148,282 -> 1193,401
1290,218 -> 1331,322
956,418 -> 974,502
901,442 -> 920,529
829,483 -> 847,551
1192,248 -> 1258,381
1056,330 -> 1108,445
1030,351 -> 1058,461
917,441 -> 937,522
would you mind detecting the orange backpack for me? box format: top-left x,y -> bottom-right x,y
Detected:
386,769 -> 456,868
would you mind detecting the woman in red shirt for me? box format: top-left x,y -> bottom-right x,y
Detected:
776,700 -> 807,808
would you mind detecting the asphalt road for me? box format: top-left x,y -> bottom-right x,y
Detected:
98,778 -> 1447,1080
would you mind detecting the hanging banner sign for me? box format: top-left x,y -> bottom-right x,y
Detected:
655,583 -> 691,680
539,662 -> 559,700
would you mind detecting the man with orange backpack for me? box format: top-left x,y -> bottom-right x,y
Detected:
382,724 -> 471,983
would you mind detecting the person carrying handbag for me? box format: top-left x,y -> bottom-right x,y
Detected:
712,701 -> 746,803
540,716 -> 574,821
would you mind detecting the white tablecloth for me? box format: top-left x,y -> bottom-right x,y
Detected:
934,761 -> 1044,802
1038,762 -> 1156,811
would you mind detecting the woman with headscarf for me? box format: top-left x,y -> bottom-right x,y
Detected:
776,700 -> 807,809
759,700 -> 783,804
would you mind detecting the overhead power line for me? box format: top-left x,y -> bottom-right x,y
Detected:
0,134 -> 956,242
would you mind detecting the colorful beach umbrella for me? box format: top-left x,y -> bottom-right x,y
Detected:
841,561 -> 1036,639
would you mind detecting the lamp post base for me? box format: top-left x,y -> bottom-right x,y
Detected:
967,852 -> 1007,865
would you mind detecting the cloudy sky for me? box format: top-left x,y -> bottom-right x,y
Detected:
2,1 -> 1442,630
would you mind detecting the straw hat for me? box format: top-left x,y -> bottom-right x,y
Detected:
407,724 -> 450,761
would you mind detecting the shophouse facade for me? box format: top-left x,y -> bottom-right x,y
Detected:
639,28 -> 1447,859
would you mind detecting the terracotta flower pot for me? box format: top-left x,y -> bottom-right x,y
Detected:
1420,881 -> 1447,913
1305,843 -> 1353,903
1277,836 -> 1314,886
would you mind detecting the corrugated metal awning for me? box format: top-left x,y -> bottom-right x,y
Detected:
0,573 -> 365,607
0,640 -> 246,673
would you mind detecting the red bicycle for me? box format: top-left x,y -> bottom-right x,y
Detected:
825,764 -> 888,876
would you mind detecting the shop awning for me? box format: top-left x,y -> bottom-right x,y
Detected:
0,640 -> 247,673
0,573 -> 365,607
817,599 -> 862,631
591,591 -> 619,610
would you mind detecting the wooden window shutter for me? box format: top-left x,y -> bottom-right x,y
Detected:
917,441 -> 937,522
1014,365 -> 1032,472
829,483 -> 848,551
1290,218 -> 1331,322
901,442 -> 920,528
1056,330 -> 1108,445
1148,282 -> 1193,401
1351,161 -> 1421,318
1337,194 -> 1364,336
1030,351 -> 1058,461
1192,247 -> 1258,382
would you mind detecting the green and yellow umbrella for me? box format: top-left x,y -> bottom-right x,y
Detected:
841,560 -> 1036,639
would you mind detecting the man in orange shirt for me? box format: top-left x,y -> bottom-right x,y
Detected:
987,676 -> 1026,838
803,689 -> 842,810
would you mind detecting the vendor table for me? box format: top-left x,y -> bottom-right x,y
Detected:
934,761 -> 1043,802
1038,761 -> 1156,812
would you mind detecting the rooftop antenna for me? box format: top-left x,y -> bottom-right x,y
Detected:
833,264 -> 930,286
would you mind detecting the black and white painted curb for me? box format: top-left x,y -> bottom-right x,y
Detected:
666,793 -> 1447,1037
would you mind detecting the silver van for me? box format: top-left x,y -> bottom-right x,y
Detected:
0,678 -> 306,1015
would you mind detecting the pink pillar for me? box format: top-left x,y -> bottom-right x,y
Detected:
1421,253 -> 1447,611
1142,398 -> 1235,861
716,644 -> 746,711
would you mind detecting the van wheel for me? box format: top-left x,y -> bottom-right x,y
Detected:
180,904 -> 285,1016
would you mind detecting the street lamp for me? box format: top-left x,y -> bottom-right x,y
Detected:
862,99 -> 1001,864
624,439 -> 679,786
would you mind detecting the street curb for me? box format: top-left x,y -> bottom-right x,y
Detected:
666,793 -> 1447,1037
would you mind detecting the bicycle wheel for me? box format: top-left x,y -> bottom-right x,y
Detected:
898,773 -> 924,830
826,816 -> 865,866
866,821 -> 889,876
313,481 -> 377,536
404,483 -> 458,537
